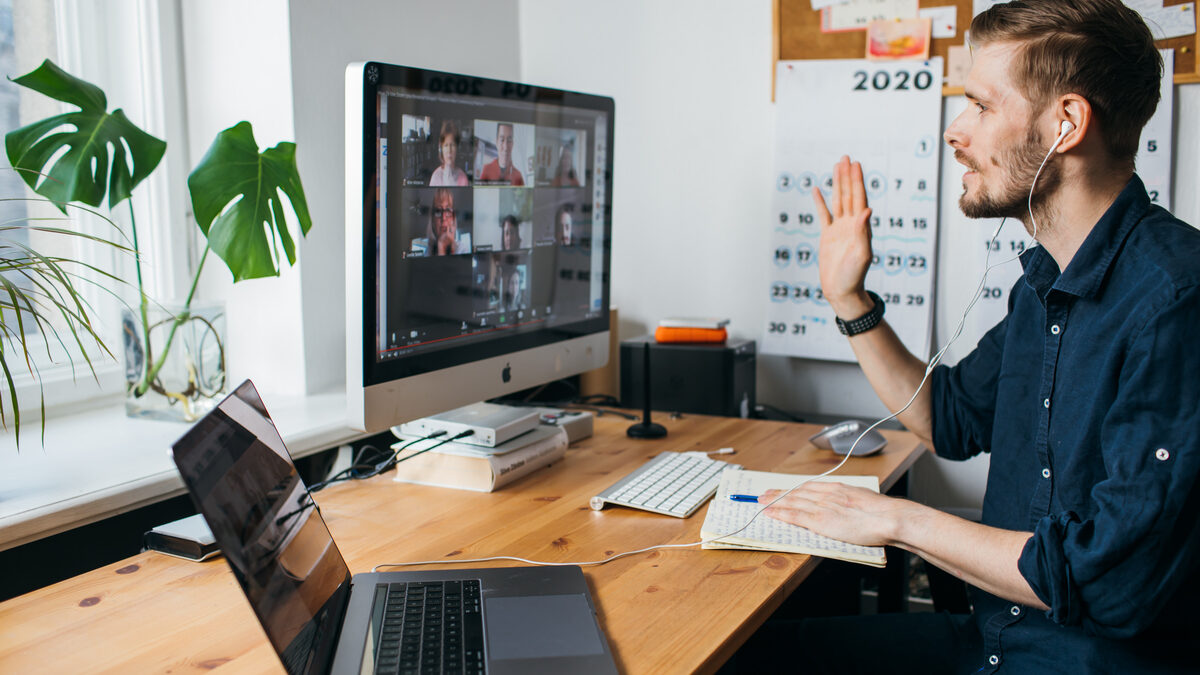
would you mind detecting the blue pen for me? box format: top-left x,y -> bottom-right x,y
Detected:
729,494 -> 759,503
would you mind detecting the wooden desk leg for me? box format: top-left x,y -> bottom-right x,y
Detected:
877,473 -> 910,613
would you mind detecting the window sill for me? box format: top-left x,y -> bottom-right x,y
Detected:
0,389 -> 364,552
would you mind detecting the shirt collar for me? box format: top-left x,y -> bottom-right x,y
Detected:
1020,174 -> 1149,300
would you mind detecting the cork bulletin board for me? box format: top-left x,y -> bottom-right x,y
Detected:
772,0 -> 1200,97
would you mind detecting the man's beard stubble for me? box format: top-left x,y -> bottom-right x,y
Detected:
958,126 -> 1062,235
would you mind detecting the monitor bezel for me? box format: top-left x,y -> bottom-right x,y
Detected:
345,63 -> 614,429
352,62 -> 614,389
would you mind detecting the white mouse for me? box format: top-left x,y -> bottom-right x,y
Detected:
808,420 -> 888,456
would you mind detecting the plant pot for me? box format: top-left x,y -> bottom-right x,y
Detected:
122,301 -> 227,422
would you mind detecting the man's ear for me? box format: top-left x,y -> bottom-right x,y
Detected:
1053,94 -> 1092,153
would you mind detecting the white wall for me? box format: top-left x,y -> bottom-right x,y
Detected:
517,0 -> 779,370
180,0 -> 521,397
181,0 -> 305,396
286,0 -> 523,394
518,0 -> 1200,509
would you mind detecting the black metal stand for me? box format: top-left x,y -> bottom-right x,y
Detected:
627,342 -> 667,438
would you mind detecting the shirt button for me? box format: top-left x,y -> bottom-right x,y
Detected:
1156,448 -> 1170,461
1050,324 -> 1061,335
1010,605 -> 1021,616
1043,398 -> 1050,409
1042,467 -> 1051,479
989,654 -> 1000,665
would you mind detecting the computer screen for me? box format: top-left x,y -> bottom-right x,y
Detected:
346,62 -> 614,432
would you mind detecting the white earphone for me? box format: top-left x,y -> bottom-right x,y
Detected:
1051,120 -> 1075,151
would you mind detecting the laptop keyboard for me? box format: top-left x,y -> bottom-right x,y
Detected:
372,579 -> 484,675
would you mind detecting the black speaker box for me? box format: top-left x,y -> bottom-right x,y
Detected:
619,337 -> 756,418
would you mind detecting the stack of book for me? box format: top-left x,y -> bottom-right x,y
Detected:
391,424 -> 569,492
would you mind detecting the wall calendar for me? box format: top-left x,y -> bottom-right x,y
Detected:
764,58 -> 943,362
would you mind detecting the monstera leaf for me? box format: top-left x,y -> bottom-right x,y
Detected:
4,59 -> 166,211
187,121 -> 312,282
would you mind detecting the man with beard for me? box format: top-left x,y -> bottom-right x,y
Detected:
731,1 -> 1200,673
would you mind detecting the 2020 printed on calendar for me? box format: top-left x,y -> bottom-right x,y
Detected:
764,58 -> 943,362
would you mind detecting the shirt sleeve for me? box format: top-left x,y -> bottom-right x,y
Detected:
929,310 -> 1010,461
1018,285 -> 1200,638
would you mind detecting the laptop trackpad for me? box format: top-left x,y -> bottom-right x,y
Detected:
485,594 -> 604,660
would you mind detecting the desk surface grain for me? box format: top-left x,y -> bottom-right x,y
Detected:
0,412 -> 925,674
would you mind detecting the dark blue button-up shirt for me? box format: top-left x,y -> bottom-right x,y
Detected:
931,175 -> 1200,672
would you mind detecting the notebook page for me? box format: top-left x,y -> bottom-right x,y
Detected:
701,469 -> 884,563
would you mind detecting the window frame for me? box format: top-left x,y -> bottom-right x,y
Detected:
3,0 -> 199,419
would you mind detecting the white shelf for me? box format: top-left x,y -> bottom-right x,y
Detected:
0,389 -> 366,551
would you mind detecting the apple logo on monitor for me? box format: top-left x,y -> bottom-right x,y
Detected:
502,363 -> 512,383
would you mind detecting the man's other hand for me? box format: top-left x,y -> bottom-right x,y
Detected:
760,481 -> 908,548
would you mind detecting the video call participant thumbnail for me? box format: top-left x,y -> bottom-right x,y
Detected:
531,190 -> 590,247
477,121 -> 533,185
393,256 -> 477,336
534,126 -> 587,187
524,244 -> 591,321
429,119 -> 471,187
401,187 -> 473,256
476,252 -> 529,318
471,187 -> 533,252
395,113 -> 437,186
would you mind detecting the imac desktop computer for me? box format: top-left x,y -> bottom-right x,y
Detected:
346,62 -> 614,432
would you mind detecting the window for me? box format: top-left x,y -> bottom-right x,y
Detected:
1,0 -> 195,419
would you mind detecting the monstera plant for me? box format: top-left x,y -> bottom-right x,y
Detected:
5,58 -> 312,423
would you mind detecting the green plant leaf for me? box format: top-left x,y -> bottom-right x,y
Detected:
188,121 -> 312,282
4,59 -> 166,211
0,197 -> 127,449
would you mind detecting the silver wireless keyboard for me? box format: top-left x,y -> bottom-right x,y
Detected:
589,451 -> 739,518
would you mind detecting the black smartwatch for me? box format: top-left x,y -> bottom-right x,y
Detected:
835,291 -> 885,336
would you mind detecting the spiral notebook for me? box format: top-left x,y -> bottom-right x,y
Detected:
700,469 -> 887,568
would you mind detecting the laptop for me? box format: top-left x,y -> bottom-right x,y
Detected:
170,380 -> 617,675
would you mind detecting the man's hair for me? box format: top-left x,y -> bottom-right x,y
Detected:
971,0 -> 1161,169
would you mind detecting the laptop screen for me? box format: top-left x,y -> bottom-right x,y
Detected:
171,380 -> 352,675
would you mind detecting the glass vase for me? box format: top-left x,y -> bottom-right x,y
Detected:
122,301 -> 227,422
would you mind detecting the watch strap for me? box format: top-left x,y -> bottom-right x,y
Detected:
836,291 -> 885,336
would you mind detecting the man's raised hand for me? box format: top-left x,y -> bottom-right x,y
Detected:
814,156 -> 874,319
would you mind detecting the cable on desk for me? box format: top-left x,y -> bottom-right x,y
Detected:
376,225 -> 1018,572
309,430 -> 457,493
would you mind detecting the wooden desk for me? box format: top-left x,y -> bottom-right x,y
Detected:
0,413 -> 925,674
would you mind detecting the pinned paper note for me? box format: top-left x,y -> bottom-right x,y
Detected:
919,5 -> 958,38
946,45 -> 971,87
822,0 -> 919,33
866,18 -> 932,60
1142,2 -> 1196,40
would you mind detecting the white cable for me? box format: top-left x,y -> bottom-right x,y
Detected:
1027,128 -> 1066,243
375,155 -> 1056,574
